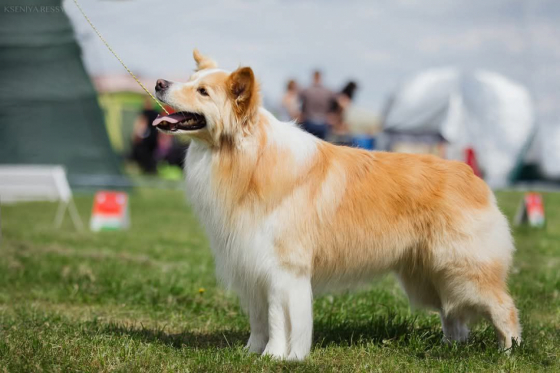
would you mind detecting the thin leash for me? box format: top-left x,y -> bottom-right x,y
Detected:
72,0 -> 170,115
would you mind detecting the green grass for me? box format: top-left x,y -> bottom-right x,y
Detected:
0,189 -> 558,372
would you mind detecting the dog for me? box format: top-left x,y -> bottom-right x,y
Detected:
153,50 -> 521,360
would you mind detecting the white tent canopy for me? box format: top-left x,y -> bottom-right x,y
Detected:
383,68 -> 536,187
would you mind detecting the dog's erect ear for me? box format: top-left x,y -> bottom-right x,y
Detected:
227,66 -> 260,121
193,49 -> 217,71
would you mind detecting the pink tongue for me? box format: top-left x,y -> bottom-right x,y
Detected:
152,113 -> 186,126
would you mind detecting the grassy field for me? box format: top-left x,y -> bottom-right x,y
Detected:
0,188 -> 558,372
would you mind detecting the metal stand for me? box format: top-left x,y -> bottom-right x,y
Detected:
54,199 -> 84,231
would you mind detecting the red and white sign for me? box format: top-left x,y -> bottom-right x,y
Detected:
514,192 -> 545,228
90,191 -> 130,231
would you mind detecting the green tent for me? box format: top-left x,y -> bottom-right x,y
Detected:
0,0 -> 122,185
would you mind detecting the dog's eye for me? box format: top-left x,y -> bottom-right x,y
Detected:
197,87 -> 209,97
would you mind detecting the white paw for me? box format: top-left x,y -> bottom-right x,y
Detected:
442,324 -> 469,344
287,351 -> 308,361
262,342 -> 287,359
442,333 -> 468,345
245,334 -> 267,354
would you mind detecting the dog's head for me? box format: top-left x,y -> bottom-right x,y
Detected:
153,50 -> 260,146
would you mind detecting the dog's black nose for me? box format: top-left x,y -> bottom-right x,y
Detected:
156,79 -> 170,92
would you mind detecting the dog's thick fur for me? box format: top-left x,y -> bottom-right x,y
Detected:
155,50 -> 521,360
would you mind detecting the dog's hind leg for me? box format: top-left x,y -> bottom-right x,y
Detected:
439,262 -> 521,350
396,270 -> 442,311
396,266 -> 471,343
440,312 -> 470,343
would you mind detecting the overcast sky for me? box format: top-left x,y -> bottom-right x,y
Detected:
64,0 -> 560,123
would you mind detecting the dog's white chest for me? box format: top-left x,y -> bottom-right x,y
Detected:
184,144 -> 215,220
184,143 -> 277,287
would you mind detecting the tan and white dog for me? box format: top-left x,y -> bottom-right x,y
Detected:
153,50 -> 521,360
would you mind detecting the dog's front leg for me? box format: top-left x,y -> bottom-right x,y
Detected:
285,275 -> 313,361
263,272 -> 313,361
245,289 -> 269,354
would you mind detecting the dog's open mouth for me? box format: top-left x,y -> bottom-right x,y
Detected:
152,112 -> 207,132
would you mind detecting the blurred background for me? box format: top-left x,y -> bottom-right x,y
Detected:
1,0 -> 560,189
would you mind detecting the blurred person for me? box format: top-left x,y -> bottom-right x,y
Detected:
300,70 -> 335,139
155,131 -> 173,162
130,98 -> 160,173
280,79 -> 301,122
338,81 -> 358,110
157,133 -> 189,169
328,81 -> 358,145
